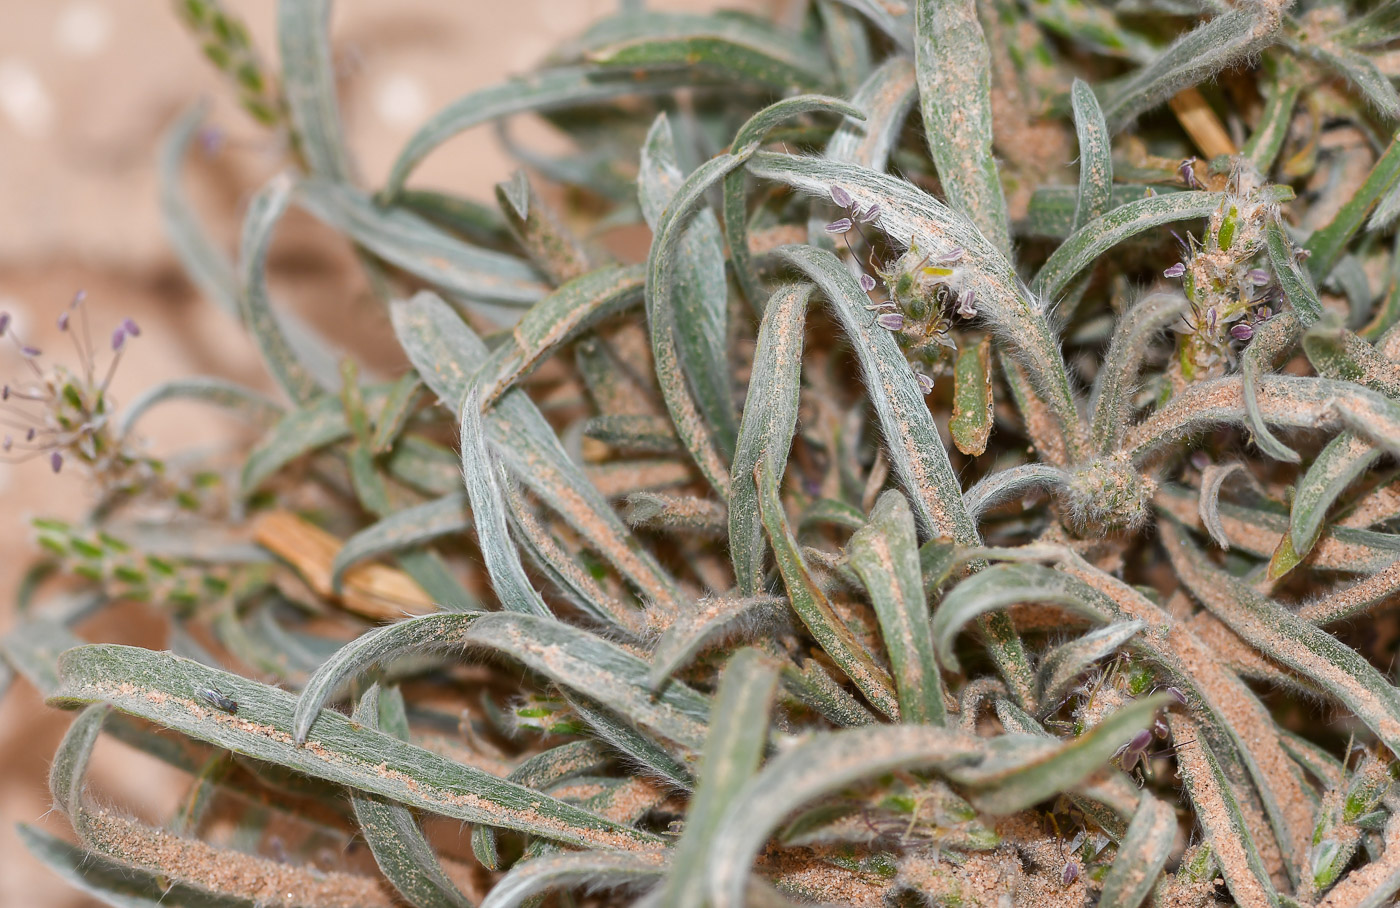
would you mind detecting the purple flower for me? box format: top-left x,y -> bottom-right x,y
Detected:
21,345 -> 40,358
876,312 -> 905,331
111,327 -> 126,351
934,247 -> 965,264
1062,862 -> 1080,887
825,218 -> 853,234
1163,263 -> 1186,279
1205,307 -> 1217,331
914,371 -> 935,395
1230,323 -> 1255,342
1256,305 -> 1272,321
71,290 -> 86,306
1249,269 -> 1270,286
857,203 -> 880,224
57,312 -> 70,331
50,451 -> 63,473
121,317 -> 140,338
829,185 -> 853,208
956,290 -> 978,319
859,273 -> 876,293
1166,686 -> 1188,706
1178,157 -> 1201,189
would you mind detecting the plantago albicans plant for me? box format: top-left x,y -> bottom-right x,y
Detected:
8,0 -> 1400,905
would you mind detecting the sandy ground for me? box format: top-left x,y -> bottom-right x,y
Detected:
0,1 -> 755,902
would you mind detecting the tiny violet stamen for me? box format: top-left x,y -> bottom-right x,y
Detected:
0,312 -> 9,335
121,318 -> 140,338
1249,269 -> 1270,286
1163,263 -> 1186,278
51,451 -> 63,473
21,346 -> 40,358
1230,323 -> 1255,342
956,290 -> 978,319
2,435 -> 10,452
57,312 -> 70,331
825,218 -> 853,234
1178,157 -> 1201,189
26,427 -> 35,441
935,247 -> 964,264
859,273 -> 876,293
71,290 -> 86,307
876,312 -> 905,331
111,327 -> 126,351
829,185 -> 853,208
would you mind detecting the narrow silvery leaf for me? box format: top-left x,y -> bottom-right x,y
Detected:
1198,462 -> 1246,550
294,613 -> 477,744
1164,521 -> 1400,760
847,491 -> 946,725
702,725 -> 982,907
238,174 -> 325,404
479,851 -> 667,908
350,686 -> 474,908
19,823 -> 260,908
1282,434 -> 1380,569
1036,620 -> 1144,711
577,11 -> 830,91
756,458 -> 899,718
278,0 -> 351,180
730,282 -> 811,594
749,152 -> 1084,460
949,694 -> 1169,814
1089,291 -> 1188,453
648,596 -> 786,689
460,385 -> 553,620
1169,712 -> 1282,908
475,265 -> 645,405
1267,217 -> 1324,325
641,113 -> 738,488
655,649 -> 778,908
494,168 -> 594,284
775,243 -> 975,542
1033,191 -> 1222,302
331,493 -> 470,592
1071,78 -> 1112,231
723,95 -> 863,308
56,644 -> 659,850
1100,7 -> 1285,132
240,388 -> 387,495
472,741 -> 613,868
914,0 -> 1010,253
118,377 -> 282,437
382,66 -> 702,199
391,292 -> 685,618
963,463 -> 1071,520
566,693 -> 693,789
299,178 -> 548,306
816,0 -> 873,92
825,56 -> 917,172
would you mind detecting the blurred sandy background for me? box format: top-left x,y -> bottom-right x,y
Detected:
0,1 -> 753,902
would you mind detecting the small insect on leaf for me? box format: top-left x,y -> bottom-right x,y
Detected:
197,687 -> 238,713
